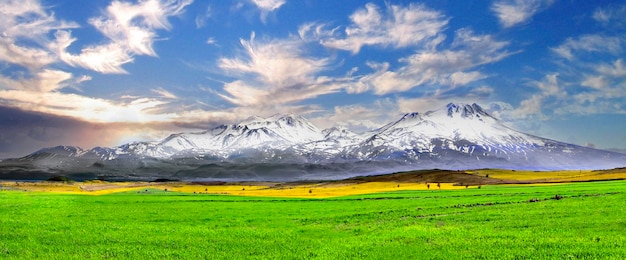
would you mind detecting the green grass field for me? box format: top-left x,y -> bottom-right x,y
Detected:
1,181 -> 625,259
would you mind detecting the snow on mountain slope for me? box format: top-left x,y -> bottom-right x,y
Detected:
3,102 -> 625,181
297,127 -> 365,158
361,103 -> 545,154
152,114 -> 324,157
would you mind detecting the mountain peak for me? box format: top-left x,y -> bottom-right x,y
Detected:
445,102 -> 490,119
267,113 -> 299,120
401,112 -> 420,120
322,126 -> 358,138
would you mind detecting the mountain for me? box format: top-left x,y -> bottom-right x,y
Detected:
1,103 -> 624,181
158,114 -> 323,153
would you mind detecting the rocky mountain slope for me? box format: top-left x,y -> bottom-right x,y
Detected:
1,103 -> 624,181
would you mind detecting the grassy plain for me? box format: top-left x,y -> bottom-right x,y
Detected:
1,174 -> 625,259
467,168 -> 626,183
2,168 -> 625,198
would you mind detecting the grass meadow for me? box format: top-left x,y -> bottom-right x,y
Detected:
1,180 -> 625,259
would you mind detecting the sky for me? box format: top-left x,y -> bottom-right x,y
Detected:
0,0 -> 625,158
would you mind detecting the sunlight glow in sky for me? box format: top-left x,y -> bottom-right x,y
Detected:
0,0 -> 625,158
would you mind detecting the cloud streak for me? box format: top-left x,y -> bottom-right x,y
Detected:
51,0 -> 193,74
551,35 -> 623,61
304,3 -> 448,54
0,0 -> 76,83
217,32 -> 347,109
249,0 -> 286,23
491,0 -> 554,28
352,29 -> 512,95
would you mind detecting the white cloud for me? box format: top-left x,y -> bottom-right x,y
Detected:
533,73 -> 563,97
0,89 -> 177,123
51,0 -> 193,74
0,0 -> 77,72
206,37 -> 217,45
448,71 -> 487,87
217,33 -> 347,107
537,28 -> 626,117
0,0 -> 78,40
309,99 -> 397,132
249,0 -> 286,23
0,38 -> 56,70
0,1 -> 86,94
51,31 -> 132,74
512,59 -> 626,118
195,5 -> 212,28
593,4 -> 626,26
511,94 -> 545,119
497,73 -> 565,120
396,97 -> 450,114
551,35 -> 623,61
581,76 -> 607,89
566,59 -> 626,105
152,87 -> 178,99
316,3 -> 448,54
354,29 -> 512,95
0,69 -> 72,92
596,59 -> 626,77
491,0 -> 555,28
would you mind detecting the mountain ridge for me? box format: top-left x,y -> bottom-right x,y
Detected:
1,103 -> 625,181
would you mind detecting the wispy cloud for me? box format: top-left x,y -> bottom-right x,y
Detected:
352,29 -> 512,95
51,0 -> 193,74
195,5 -> 212,28
551,34 -> 623,61
0,89 -> 178,123
0,38 -> 57,71
205,37 -> 217,45
249,0 -> 286,23
0,0 -> 78,40
217,32 -> 347,108
152,87 -> 178,99
310,100 -> 395,131
491,0 -> 555,28
0,0 -> 200,127
304,3 -> 448,54
509,73 -> 560,119
512,32 -> 626,120
0,0 -> 76,72
0,0 -> 79,94
593,4 -> 626,27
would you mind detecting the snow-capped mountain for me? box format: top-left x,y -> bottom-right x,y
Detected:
1,103 -> 624,181
166,114 -> 321,149
125,114 -> 325,158
349,103 -> 544,159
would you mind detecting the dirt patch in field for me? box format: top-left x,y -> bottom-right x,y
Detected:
322,169 -> 521,186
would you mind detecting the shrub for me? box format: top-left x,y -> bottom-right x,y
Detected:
47,176 -> 74,183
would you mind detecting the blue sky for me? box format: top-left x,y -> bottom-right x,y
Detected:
0,0 -> 625,158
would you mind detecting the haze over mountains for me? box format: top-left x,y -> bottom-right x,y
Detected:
1,103 -> 624,181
